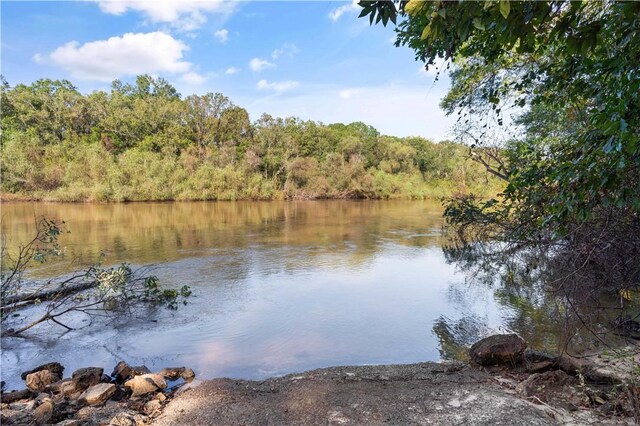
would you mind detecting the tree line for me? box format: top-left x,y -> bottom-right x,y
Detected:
0,75 -> 499,202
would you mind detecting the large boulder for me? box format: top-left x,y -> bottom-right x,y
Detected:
124,374 -> 167,397
21,362 -> 64,380
26,370 -> 60,392
78,383 -> 116,406
72,367 -> 103,392
469,334 -> 527,366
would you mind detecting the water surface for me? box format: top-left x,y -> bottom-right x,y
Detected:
1,201 -> 546,388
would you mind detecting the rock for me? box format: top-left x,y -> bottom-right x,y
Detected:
110,412 -> 137,426
110,385 -> 129,402
32,398 -> 54,424
130,366 -> 151,376
59,379 -> 79,397
112,361 -> 133,382
144,399 -> 162,415
55,420 -> 84,426
180,368 -> 196,382
109,412 -> 148,426
125,374 -> 167,397
21,362 -> 64,380
79,383 -> 117,406
72,367 -> 104,391
469,334 -> 527,366
0,388 -> 35,403
26,370 -> 60,392
127,398 -> 146,412
527,361 -> 555,374
154,393 -> 166,402
157,367 -> 185,380
46,378 -> 74,394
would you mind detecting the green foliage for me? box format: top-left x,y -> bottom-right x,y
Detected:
361,0 -> 640,239
0,76 -> 502,202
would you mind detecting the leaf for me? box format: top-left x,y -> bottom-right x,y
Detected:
620,118 -> 628,133
473,17 -> 485,30
421,24 -> 432,40
438,8 -> 446,18
499,0 -> 510,19
404,0 -> 422,16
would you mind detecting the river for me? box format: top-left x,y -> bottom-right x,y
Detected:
1,200 -> 559,389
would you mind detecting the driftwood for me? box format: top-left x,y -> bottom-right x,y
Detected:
3,274 -> 96,307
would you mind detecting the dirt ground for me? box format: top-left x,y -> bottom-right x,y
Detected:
152,362 -> 599,426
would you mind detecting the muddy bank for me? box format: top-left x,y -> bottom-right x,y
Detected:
153,361 -> 629,426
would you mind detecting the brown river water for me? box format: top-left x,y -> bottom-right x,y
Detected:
1,201 -> 560,389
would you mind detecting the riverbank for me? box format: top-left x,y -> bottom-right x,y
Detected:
153,361 -> 635,425
1,342 -> 637,425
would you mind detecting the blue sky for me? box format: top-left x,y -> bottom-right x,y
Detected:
1,1 -> 455,139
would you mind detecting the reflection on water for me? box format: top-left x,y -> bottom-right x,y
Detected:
1,201 -> 559,388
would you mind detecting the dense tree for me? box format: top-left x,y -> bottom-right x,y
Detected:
360,0 -> 640,234
0,75 -> 500,202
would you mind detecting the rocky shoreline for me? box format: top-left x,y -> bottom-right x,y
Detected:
1,361 -> 195,425
2,335 -> 637,425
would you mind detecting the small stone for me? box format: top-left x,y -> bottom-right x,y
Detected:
54,420 -> 83,426
144,399 -> 162,415
130,366 -> 151,376
72,367 -> 104,391
469,334 -> 527,366
0,388 -> 34,403
21,362 -> 64,380
60,380 -> 78,397
109,412 -> 137,426
127,398 -> 146,412
78,383 -> 116,405
124,374 -> 167,397
154,393 -> 166,402
133,414 -> 149,425
180,368 -> 195,382
32,399 -> 54,424
26,370 -> 60,392
112,361 -> 133,382
157,367 -> 185,380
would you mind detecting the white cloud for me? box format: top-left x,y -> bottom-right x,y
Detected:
271,43 -> 299,59
181,71 -> 206,85
32,53 -> 45,64
48,32 -> 192,82
95,0 -> 237,31
328,0 -> 359,22
225,67 -> 239,75
339,89 -> 357,99
249,57 -> 275,72
214,29 -> 229,43
256,79 -> 299,93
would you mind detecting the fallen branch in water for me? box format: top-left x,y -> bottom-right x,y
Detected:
2,217 -> 192,338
